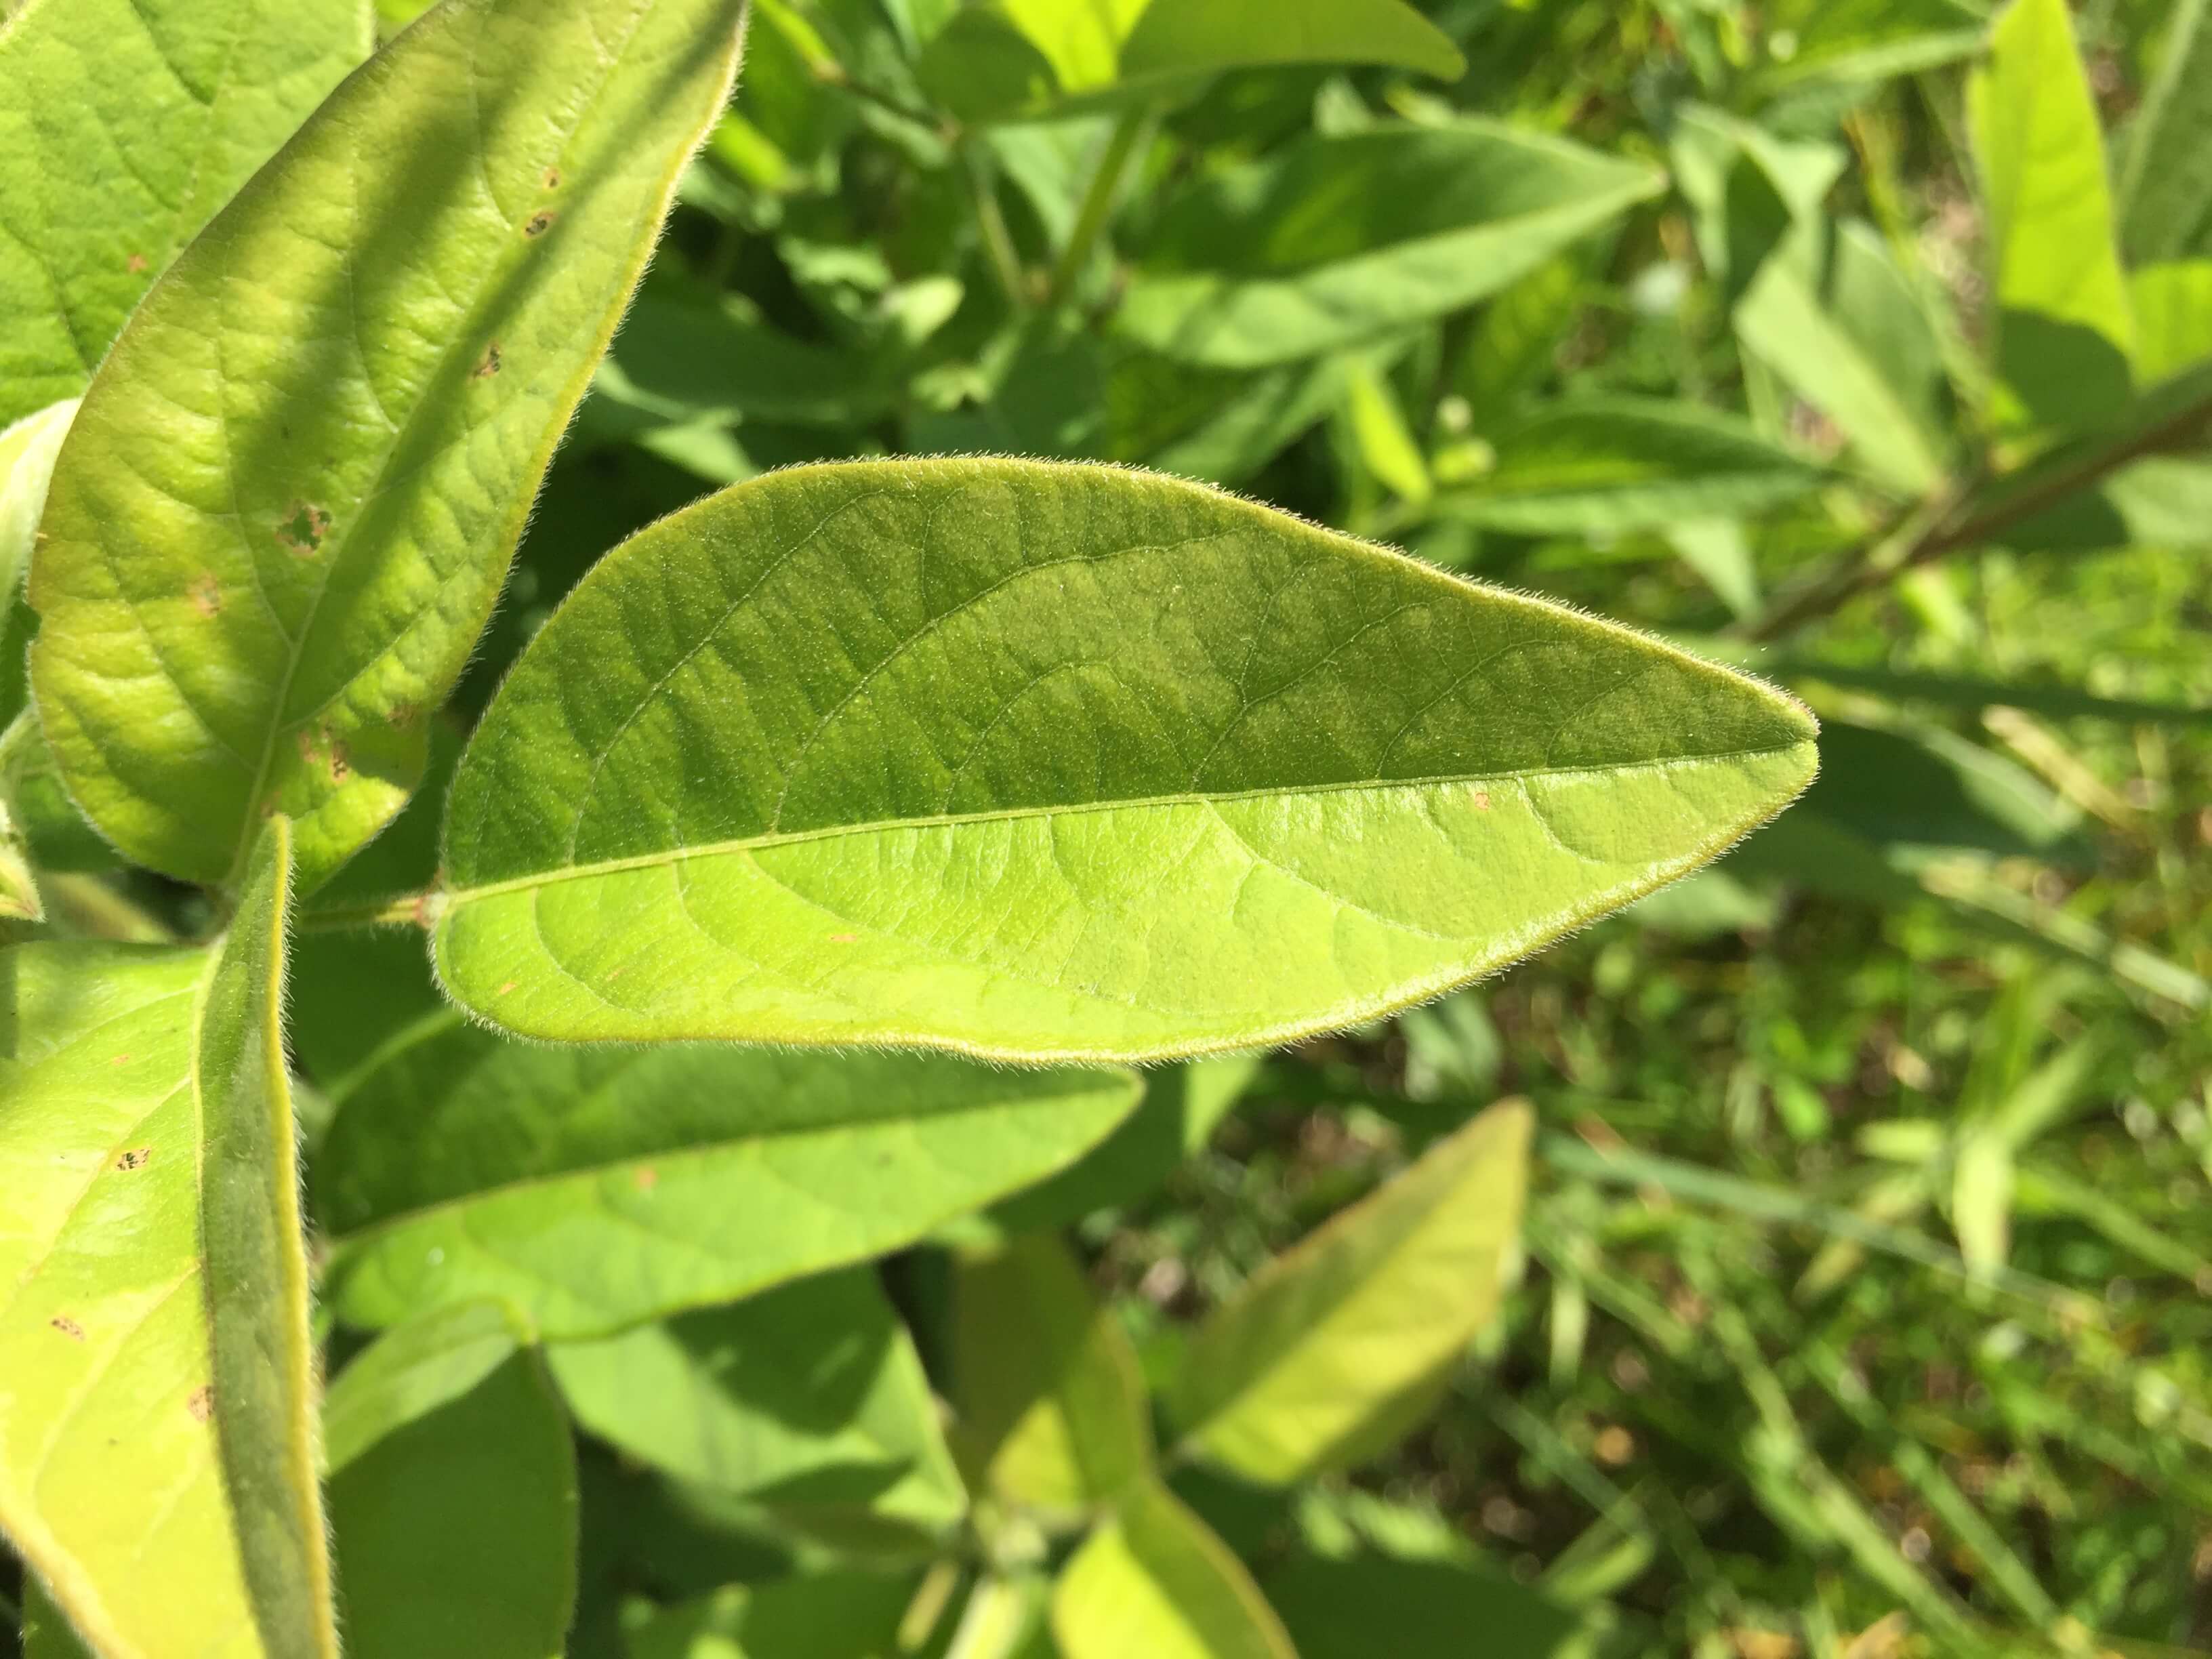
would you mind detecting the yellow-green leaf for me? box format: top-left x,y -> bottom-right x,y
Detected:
1169,1100 -> 1531,1486
0,819 -> 332,1658
548,1271 -> 968,1555
429,459 -> 1817,1063
1052,1480 -> 1294,1659
0,0 -> 371,430
28,0 -> 747,893
1969,0 -> 2135,430
325,1301 -> 578,1659
2131,262 -> 2212,382
949,1235 -> 1153,1528
316,1013 -> 1143,1337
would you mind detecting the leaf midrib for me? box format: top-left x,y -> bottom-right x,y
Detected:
441,741 -> 1809,907
225,0 -> 661,882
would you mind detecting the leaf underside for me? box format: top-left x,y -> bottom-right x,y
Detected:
0,819 -> 330,1659
28,0 -> 747,893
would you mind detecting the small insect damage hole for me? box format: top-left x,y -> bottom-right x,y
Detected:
188,572 -> 222,617
541,166 -> 562,190
1472,789 -> 1492,811
524,210 -> 557,239
51,1316 -> 84,1340
115,1147 -> 152,1172
276,501 -> 331,557
474,343 -> 503,379
186,1386 -> 214,1422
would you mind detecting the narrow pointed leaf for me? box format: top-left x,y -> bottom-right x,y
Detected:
1052,1480 -> 1294,1659
0,819 -> 332,1658
0,0 -> 371,430
316,1015 -> 1142,1336
1170,1100 -> 1532,1486
28,0 -> 748,892
2131,262 -> 2212,382
1118,125 -> 1666,369
1435,399 -> 1828,533
431,460 -> 1816,1061
1117,0 -> 1465,87
548,1270 -> 967,1554
2116,0 -> 2212,263
1969,0 -> 2135,429
1751,0 -> 1987,89
919,0 -> 1462,121
325,1302 -> 579,1659
948,1235 -> 1153,1527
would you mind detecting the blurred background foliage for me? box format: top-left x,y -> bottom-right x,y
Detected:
26,0 -> 2207,1652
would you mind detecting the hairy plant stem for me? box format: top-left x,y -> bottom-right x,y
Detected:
297,890 -> 434,933
1044,102 -> 1155,314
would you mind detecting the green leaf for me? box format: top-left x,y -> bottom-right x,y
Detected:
1117,125 -> 1664,369
0,819 -> 332,1658
918,0 -> 1462,121
27,0 -> 747,893
2116,0 -> 2212,263
1436,399 -> 1827,535
547,1271 -> 967,1555
1052,1480 -> 1294,1659
325,1301 -> 578,1659
1753,0 -> 1988,89
316,1015 -> 1143,1336
621,1573 -> 915,1659
2131,262 -> 2212,382
1795,720 -> 2086,867
1169,1100 -> 1530,1486
0,0 -> 370,430
948,1235 -> 1153,1526
1734,222 -> 1952,494
1969,0 -> 2135,430
1116,0 -> 1465,88
20,1580 -> 92,1659
430,459 -> 1817,1062
1260,1553 -> 1582,1659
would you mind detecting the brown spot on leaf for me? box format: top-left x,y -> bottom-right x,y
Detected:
126,253 -> 148,274
329,739 -> 350,783
188,572 -> 222,617
186,1386 -> 214,1422
276,501 -> 331,556
634,1166 -> 659,1191
388,702 -> 419,729
115,1148 -> 152,1172
828,933 -> 859,943
541,166 -> 562,190
51,1316 -> 84,1340
524,211 -> 556,239
110,1052 -> 131,1066
1472,790 -> 1492,811
496,980 -> 518,996
473,343 -> 502,379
